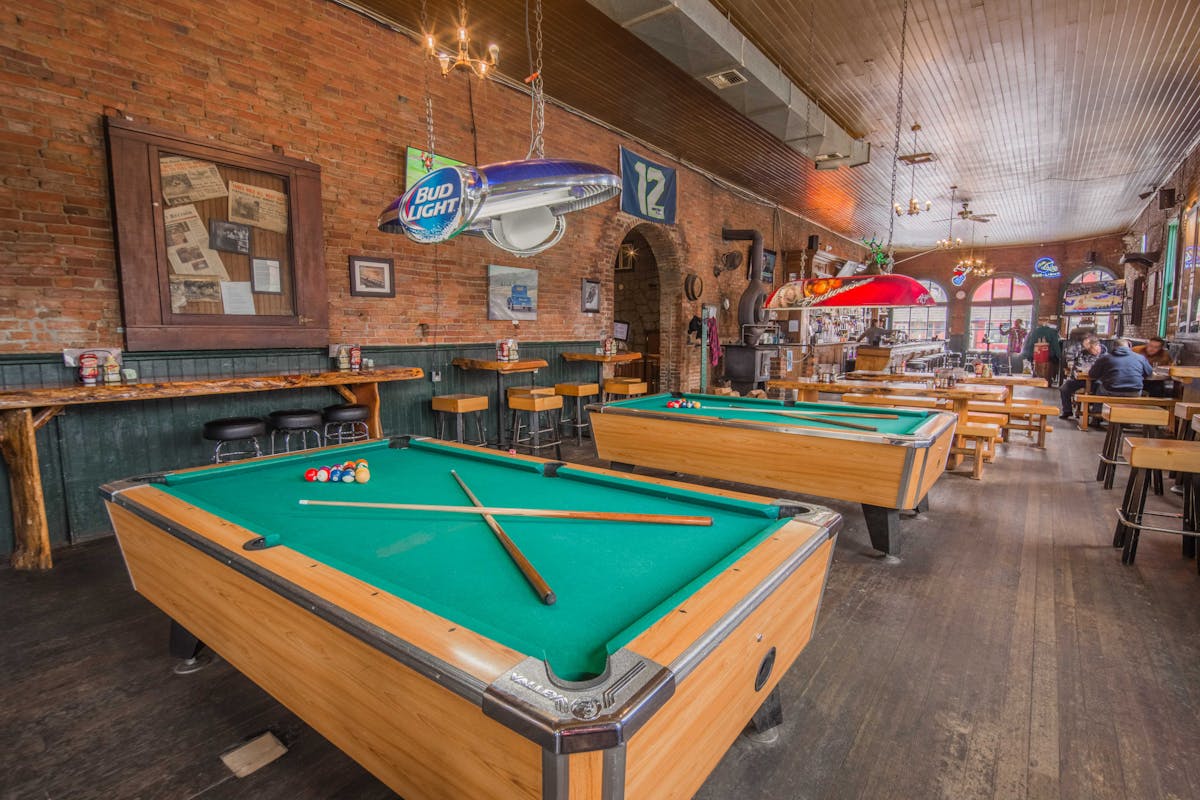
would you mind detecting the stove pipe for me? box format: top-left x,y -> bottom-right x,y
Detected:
721,228 -> 770,344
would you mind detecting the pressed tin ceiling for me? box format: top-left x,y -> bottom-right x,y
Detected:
354,0 -> 1200,249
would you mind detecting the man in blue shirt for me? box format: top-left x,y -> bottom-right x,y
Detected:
1087,337 -> 1153,401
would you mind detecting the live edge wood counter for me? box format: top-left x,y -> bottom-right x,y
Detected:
0,366 -> 422,570
101,438 -> 838,800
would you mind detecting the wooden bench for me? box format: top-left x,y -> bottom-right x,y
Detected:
968,400 -> 1058,448
949,422 -> 1001,480
1074,394 -> 1174,431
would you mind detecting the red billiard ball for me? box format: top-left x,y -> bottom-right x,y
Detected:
304,468 -> 318,482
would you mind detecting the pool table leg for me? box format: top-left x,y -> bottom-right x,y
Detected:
861,504 -> 899,556
168,618 -> 212,674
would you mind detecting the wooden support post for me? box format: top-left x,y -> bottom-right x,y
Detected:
0,408 -> 53,570
350,381 -> 383,438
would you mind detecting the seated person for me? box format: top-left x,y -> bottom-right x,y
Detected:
1133,336 -> 1173,397
1059,335 -> 1105,419
1084,339 -> 1153,420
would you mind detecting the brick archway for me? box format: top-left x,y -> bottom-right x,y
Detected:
599,216 -> 688,391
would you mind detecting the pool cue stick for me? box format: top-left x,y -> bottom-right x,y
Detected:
683,413 -> 877,433
727,405 -> 899,420
450,471 -> 557,606
721,408 -> 877,431
297,500 -> 712,526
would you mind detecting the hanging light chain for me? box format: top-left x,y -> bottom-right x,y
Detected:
420,0 -> 436,162
885,0 -> 911,255
526,0 -> 546,159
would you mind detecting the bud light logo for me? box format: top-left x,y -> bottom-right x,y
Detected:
397,166 -> 483,244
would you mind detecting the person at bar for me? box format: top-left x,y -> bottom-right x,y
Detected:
1133,336 -> 1174,398
1058,334 -> 1105,420
1083,338 -> 1153,423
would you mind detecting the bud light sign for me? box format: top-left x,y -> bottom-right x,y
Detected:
394,166 -> 483,244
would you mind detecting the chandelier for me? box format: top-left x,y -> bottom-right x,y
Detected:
424,0 -> 498,78
894,124 -> 932,217
951,232 -> 993,285
937,186 -> 963,248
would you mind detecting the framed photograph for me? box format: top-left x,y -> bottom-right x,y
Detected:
208,219 -> 252,254
581,278 -> 601,313
349,256 -> 395,298
613,319 -> 630,342
251,258 -> 282,294
488,264 -> 538,321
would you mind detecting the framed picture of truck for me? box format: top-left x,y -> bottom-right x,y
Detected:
487,265 -> 539,321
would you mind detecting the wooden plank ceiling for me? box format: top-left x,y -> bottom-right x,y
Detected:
357,0 -> 1200,249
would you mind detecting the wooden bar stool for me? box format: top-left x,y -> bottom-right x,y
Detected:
202,417 -> 266,463
267,409 -> 324,454
508,392 -> 563,459
431,394 -> 488,445
603,378 -> 648,403
323,403 -> 371,445
1172,402 -> 1200,441
1096,404 -> 1170,490
1113,437 -> 1200,573
555,382 -> 600,445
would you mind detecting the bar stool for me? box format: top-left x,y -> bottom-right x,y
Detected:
508,392 -> 563,459
555,382 -> 600,445
603,378 -> 648,403
323,403 -> 370,444
202,417 -> 266,463
267,409 -> 324,454
1096,404 -> 1170,490
1113,437 -> 1200,573
431,394 -> 488,445
1172,402 -> 1200,441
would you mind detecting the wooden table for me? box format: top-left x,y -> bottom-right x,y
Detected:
451,358 -> 549,447
561,351 -> 642,386
848,370 -> 1049,398
768,378 -> 1008,468
0,367 -> 423,570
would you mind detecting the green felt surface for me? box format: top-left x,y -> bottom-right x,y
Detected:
602,392 -> 934,436
157,439 -> 788,681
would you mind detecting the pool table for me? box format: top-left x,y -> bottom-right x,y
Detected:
587,392 -> 957,557
101,437 -> 838,800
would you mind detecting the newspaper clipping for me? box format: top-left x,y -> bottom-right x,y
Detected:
169,277 -> 222,312
228,182 -> 288,234
163,204 -> 208,247
160,157 -> 228,206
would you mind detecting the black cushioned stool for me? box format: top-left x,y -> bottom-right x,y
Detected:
202,417 -> 266,463
323,403 -> 370,444
268,409 -> 324,454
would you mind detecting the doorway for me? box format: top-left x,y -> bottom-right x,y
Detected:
613,228 -> 662,391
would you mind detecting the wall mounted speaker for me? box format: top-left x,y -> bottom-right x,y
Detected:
1159,188 -> 1177,210
807,234 -> 820,250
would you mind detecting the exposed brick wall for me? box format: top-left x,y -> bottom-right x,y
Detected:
0,0 -> 864,385
893,235 -> 1127,345
1124,140 -> 1200,346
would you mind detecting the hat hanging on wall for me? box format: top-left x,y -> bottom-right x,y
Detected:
684,272 -> 704,301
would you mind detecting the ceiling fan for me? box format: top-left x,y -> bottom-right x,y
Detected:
956,201 -> 997,223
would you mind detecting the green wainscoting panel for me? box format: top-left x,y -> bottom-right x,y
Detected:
0,342 -> 600,556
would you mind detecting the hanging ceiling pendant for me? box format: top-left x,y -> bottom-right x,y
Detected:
380,0 -> 620,256
894,124 -> 932,217
937,186 -> 963,248
378,160 -> 620,256
765,274 -> 936,309
425,0 -> 498,78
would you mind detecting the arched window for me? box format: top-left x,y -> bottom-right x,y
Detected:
969,275 -> 1035,353
890,279 -> 949,341
1064,267 -> 1119,335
